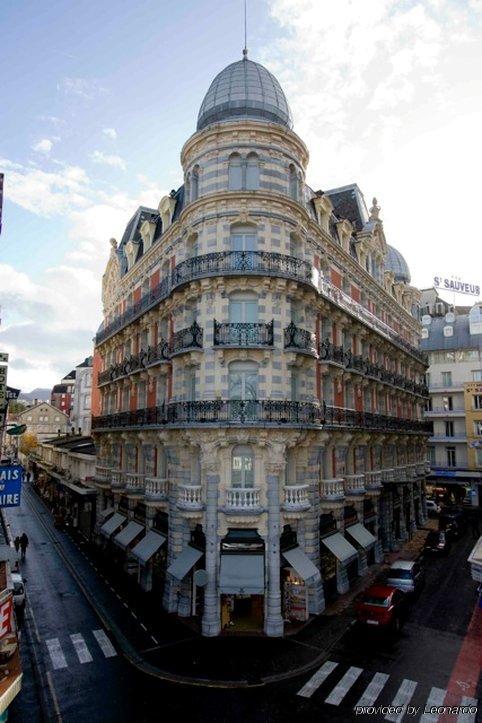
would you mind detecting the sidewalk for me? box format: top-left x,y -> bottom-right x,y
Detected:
27,485 -> 435,687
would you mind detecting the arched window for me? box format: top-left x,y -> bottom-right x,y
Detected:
228,153 -> 243,191
185,367 -> 196,400
228,360 -> 258,400
246,152 -> 259,190
185,173 -> 191,203
289,233 -> 302,259
289,164 -> 298,201
286,448 -> 297,483
156,376 -> 167,405
186,233 -> 198,259
291,368 -> 300,401
159,317 -> 169,341
229,292 -> 258,323
191,165 -> 200,201
142,445 -> 156,477
191,448 -> 201,484
231,445 -> 254,488
184,301 -> 198,326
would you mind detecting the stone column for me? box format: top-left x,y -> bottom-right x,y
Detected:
332,506 -> 349,594
177,522 -> 193,617
163,481 -> 183,613
304,451 -> 325,614
420,479 -> 428,523
397,484 -> 408,542
201,472 -> 221,637
373,495 -> 383,563
265,463 -> 284,637
408,484 -> 416,534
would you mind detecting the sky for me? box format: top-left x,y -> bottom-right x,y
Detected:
1,0 -> 482,392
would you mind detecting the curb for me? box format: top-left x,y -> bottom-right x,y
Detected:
24,487 -> 350,689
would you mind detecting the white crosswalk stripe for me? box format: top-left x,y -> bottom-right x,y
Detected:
70,633 -> 93,664
385,679 -> 418,723
457,696 -> 478,723
420,687 -> 447,723
93,629 -> 117,658
46,638 -> 68,670
325,666 -> 363,705
356,672 -> 390,708
297,660 -> 338,698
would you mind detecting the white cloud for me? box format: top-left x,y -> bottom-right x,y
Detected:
91,150 -> 126,171
32,138 -> 53,154
60,77 -> 106,100
102,128 -> 118,140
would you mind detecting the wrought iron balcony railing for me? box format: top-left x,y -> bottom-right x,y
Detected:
318,339 -> 346,365
284,322 -> 317,355
171,322 -> 203,355
92,400 -> 432,434
146,339 -> 170,366
98,339 -> 170,386
214,320 -> 274,347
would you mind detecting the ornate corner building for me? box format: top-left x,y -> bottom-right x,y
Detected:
91,55 -> 431,636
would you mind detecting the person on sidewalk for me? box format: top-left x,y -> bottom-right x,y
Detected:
20,533 -> 29,561
14,536 -> 20,555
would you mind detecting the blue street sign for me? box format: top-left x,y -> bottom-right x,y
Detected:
0,465 -> 23,508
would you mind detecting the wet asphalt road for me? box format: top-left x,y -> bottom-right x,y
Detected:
7,485 -> 481,722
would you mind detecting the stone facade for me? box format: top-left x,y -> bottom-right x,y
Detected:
91,56 -> 430,636
18,401 -> 69,441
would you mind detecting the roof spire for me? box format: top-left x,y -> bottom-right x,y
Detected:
243,0 -> 248,59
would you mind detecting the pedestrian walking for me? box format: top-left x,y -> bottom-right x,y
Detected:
20,533 -> 29,561
471,512 -> 480,540
14,536 -> 20,555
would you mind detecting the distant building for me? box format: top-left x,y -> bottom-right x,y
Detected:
17,401 -> 69,441
51,369 -> 76,416
421,290 -> 482,506
70,357 -> 93,435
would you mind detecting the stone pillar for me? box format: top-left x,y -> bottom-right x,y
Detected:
163,481 -> 183,613
408,484 -> 416,534
304,454 -> 325,614
373,495 -> 383,563
333,506 -> 349,594
201,472 -> 221,637
177,523 -> 193,617
397,485 -> 408,542
265,466 -> 284,637
420,479 -> 428,523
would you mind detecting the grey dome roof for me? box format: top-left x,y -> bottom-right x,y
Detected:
386,245 -> 411,283
197,57 -> 293,131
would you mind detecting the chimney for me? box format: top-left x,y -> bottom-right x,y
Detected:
34,398 -> 38,406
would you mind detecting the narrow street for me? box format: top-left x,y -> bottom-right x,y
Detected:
5,482 -> 480,722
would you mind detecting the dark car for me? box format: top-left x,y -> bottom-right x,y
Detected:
439,507 -> 467,540
423,530 -> 451,555
355,584 -> 410,632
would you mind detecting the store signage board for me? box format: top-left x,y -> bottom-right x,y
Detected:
0,465 -> 23,507
0,594 -> 13,640
433,276 -> 480,296
0,353 -> 8,364
5,387 -> 20,401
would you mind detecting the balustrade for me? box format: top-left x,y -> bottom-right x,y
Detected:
177,485 -> 203,510
282,484 -> 310,511
125,472 -> 145,493
284,323 -> 317,354
364,470 -> 382,489
171,322 -> 203,355
343,474 -> 366,495
214,320 -> 273,347
225,487 -> 261,511
111,470 -> 125,488
320,478 -> 345,500
145,477 -> 168,499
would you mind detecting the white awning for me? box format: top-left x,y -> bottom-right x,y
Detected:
131,530 -> 167,565
99,506 -> 115,520
282,546 -> 321,585
99,512 -> 126,538
346,522 -> 377,550
219,554 -> 265,595
167,545 -> 203,581
113,521 -> 144,549
321,532 -> 358,564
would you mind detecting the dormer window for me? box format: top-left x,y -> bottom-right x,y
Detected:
125,240 -> 138,270
140,219 -> 155,253
158,195 -> 176,232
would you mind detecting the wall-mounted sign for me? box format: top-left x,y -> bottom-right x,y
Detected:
0,465 -> 23,508
5,387 -> 20,401
0,353 -> 8,364
433,276 -> 480,296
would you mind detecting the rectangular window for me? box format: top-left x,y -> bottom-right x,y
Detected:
427,447 -> 435,465
445,421 -> 454,437
474,395 -> 482,410
441,371 -> 452,387
472,370 -> 482,382
473,420 -> 482,436
446,447 -> 456,467
442,396 -> 453,411
476,449 -> 482,467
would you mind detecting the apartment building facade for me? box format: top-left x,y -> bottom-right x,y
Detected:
91,55 -> 430,636
422,290 -> 482,506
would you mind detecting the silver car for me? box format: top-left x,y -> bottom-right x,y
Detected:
386,560 -> 424,595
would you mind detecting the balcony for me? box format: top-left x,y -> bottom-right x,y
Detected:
125,473 -> 145,494
214,320 -> 274,347
177,485 -> 203,511
424,407 -> 466,417
145,477 -> 168,500
381,468 -> 395,483
92,401 -> 433,434
225,487 -> 262,512
284,323 -> 317,355
319,340 -> 346,365
171,322 -> 203,356
95,465 -> 112,482
343,474 -> 366,495
145,339 -> 170,366
282,484 -> 311,511
428,383 -> 465,392
320,479 -> 345,501
111,470 -> 125,489
415,463 -> 426,477
429,434 -> 467,443
364,470 -> 382,489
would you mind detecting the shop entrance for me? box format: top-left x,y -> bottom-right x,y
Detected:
221,594 -> 264,631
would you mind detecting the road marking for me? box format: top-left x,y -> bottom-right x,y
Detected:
325,665 -> 363,705
92,629 -> 117,658
151,635 -> 159,645
356,672 -> 389,708
420,687 -> 447,723
385,679 -> 417,722
297,660 -> 338,698
457,696 -> 478,723
140,623 -> 147,631
46,671 -> 63,721
70,633 -> 93,664
131,612 -> 137,619
46,638 -> 68,670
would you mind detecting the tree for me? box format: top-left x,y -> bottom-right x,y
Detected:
8,401 -> 25,418
19,432 -> 38,456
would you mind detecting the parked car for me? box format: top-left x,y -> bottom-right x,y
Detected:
423,530 -> 451,555
11,573 -> 25,608
386,560 -> 425,595
355,584 -> 410,631
426,499 -> 441,517
439,507 -> 467,540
